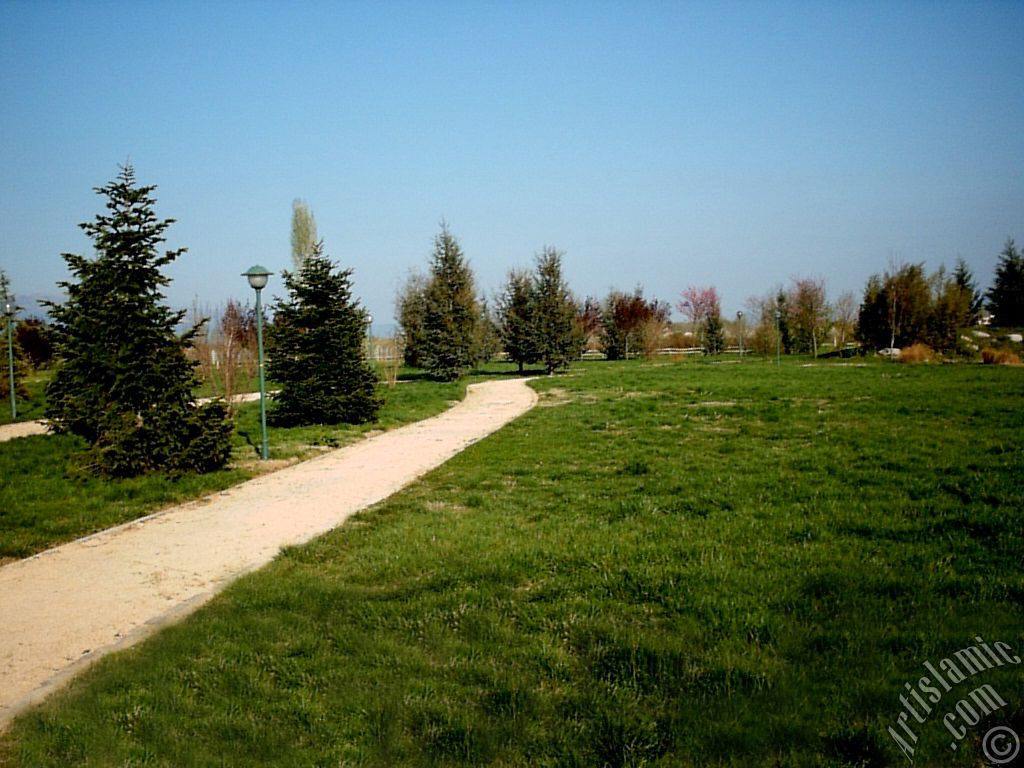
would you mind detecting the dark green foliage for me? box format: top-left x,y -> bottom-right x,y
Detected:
953,257 -> 984,323
703,312 -> 724,354
858,261 -> 986,353
857,263 -> 932,350
420,224 -> 481,381
497,249 -> 582,374
987,238 -> 1024,327
496,268 -> 539,373
267,240 -> 382,426
15,318 -> 53,369
44,166 -> 232,476
774,288 -> 793,353
928,265 -> 979,353
532,247 -> 583,373
396,270 -> 429,368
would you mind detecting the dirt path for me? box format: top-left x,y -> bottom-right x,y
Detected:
0,421 -> 47,442
0,378 -> 536,730
0,393 -> 266,444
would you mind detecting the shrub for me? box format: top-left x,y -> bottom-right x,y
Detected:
897,343 -> 935,364
981,347 -> 1022,365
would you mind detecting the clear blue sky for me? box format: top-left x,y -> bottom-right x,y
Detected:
2,0 -> 1022,326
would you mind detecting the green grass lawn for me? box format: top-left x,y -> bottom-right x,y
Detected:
0,369 -> 50,426
2,359 -> 1022,766
0,374 -> 475,561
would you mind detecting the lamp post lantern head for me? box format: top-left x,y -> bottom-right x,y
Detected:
242,265 -> 272,291
3,299 -> 14,318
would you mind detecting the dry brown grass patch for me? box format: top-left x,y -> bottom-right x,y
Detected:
982,347 -> 1022,365
897,343 -> 935,364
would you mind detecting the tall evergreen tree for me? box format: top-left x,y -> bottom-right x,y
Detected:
396,270 -> 429,368
953,257 -> 984,324
774,289 -> 793,354
420,224 -> 480,381
45,166 -> 232,476
497,268 -> 539,373
268,240 -> 382,425
987,239 -> 1024,327
532,247 -> 582,373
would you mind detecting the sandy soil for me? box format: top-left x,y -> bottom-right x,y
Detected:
0,421 -> 47,442
0,378 -> 536,730
0,393 -> 266,444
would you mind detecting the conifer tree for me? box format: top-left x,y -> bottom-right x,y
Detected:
45,166 -> 232,476
497,268 -> 539,373
267,240 -> 382,425
532,247 -> 582,373
421,224 -> 480,381
953,257 -> 984,324
396,270 -> 429,368
987,239 -> 1024,327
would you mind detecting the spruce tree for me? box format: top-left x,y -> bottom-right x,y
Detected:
532,247 -> 581,373
987,239 -> 1024,327
421,224 -> 480,381
45,166 -> 232,476
953,257 -> 984,323
396,270 -> 429,368
497,268 -> 539,373
267,240 -> 382,425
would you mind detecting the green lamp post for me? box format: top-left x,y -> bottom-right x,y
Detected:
243,266 -> 272,460
4,299 -> 16,419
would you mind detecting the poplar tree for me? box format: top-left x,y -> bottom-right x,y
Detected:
45,166 -> 232,476
290,199 -> 318,271
267,240 -> 382,425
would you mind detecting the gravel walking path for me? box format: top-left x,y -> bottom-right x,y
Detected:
0,393 -> 267,444
0,421 -> 47,442
0,378 -> 536,730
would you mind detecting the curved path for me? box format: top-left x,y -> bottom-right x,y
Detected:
0,378 -> 537,730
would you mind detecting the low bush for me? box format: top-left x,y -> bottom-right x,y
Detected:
897,343 -> 934,364
981,347 -> 1022,365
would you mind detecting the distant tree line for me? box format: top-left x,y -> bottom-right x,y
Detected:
855,258 -> 985,354
4,162 -> 1022,477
